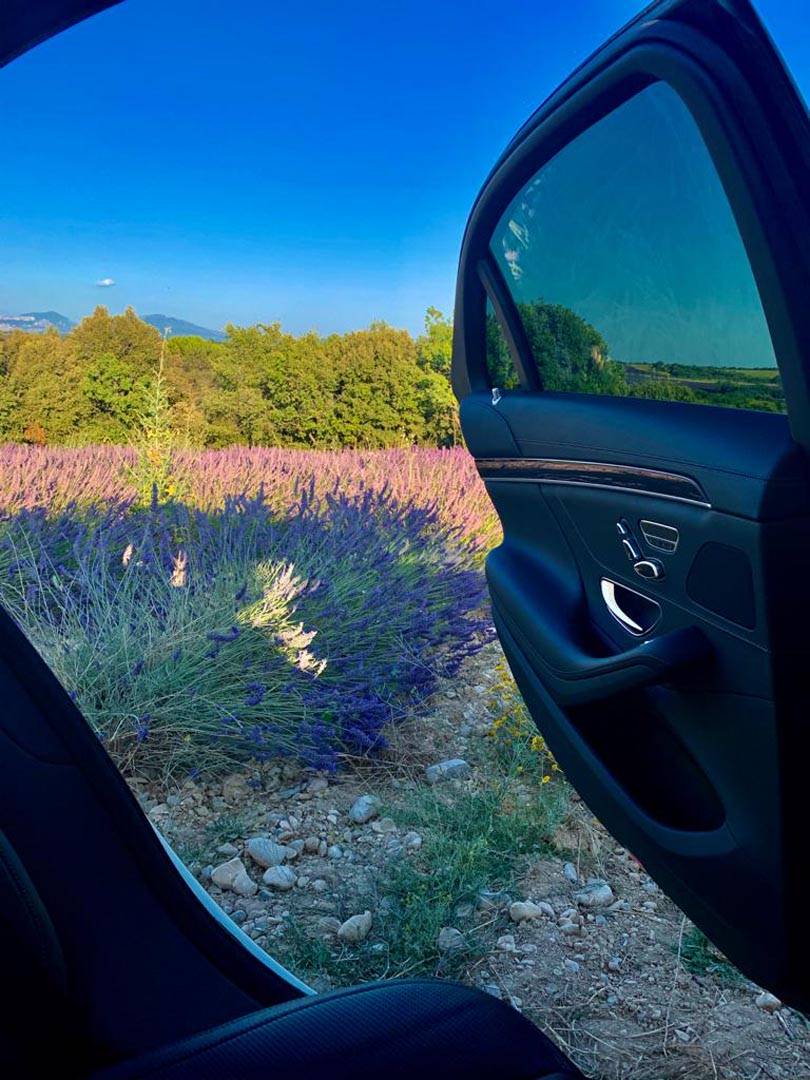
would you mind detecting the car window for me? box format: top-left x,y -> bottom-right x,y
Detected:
490,80 -> 785,412
484,298 -> 521,390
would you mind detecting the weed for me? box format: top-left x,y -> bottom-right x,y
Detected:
680,926 -> 746,987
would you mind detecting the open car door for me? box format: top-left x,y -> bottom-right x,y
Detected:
454,0 -> 810,1012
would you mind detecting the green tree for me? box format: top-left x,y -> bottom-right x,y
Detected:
70,305 -> 162,374
1,329 -> 89,443
416,307 -> 453,377
81,352 -> 151,440
328,322 -> 429,447
517,300 -> 626,394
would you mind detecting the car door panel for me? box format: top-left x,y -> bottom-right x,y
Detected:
463,392 -> 810,519
453,0 -> 810,1010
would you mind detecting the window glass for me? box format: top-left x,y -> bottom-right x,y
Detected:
484,298 -> 520,389
491,81 -> 785,412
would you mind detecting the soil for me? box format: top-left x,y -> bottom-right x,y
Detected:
135,643 -> 810,1080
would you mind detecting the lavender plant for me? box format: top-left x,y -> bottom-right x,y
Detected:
0,445 -> 500,550
0,484 -> 491,778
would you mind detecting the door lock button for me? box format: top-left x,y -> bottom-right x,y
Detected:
617,520 -> 641,561
622,536 -> 642,561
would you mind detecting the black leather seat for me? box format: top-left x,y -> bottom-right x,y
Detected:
91,979 -> 580,1080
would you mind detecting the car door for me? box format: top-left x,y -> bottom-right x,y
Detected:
453,0 -> 810,1012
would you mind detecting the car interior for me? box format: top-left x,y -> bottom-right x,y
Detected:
2,0 -> 810,1076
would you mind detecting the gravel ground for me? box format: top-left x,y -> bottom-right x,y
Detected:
135,642 -> 810,1079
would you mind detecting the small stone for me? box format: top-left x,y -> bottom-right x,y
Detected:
318,840 -> 328,857
373,816 -> 397,834
478,889 -> 510,912
211,857 -> 248,891
481,984 -> 503,1000
755,991 -> 781,1013
231,909 -> 247,925
262,866 -> 297,891
437,926 -> 465,952
425,759 -> 471,784
232,870 -> 258,897
497,934 -> 517,952
216,841 -> 239,857
285,839 -> 305,859
245,837 -> 287,868
574,880 -> 614,908
641,900 -> 657,912
349,795 -> 382,824
312,878 -> 329,892
563,959 -> 580,974
304,835 -> 321,853
607,956 -> 622,972
563,862 -> 578,884
337,910 -> 373,943
222,774 -> 248,801
327,845 -> 343,859
403,831 -> 423,851
510,900 -> 554,922
307,777 -> 329,794
559,921 -> 582,936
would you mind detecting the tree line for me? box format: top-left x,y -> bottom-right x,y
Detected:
0,306 -> 457,448
2,298 -> 778,450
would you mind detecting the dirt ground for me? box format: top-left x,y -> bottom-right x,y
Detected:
139,643 -> 810,1080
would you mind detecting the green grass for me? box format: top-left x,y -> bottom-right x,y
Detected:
680,926 -> 746,988
274,738 -> 570,987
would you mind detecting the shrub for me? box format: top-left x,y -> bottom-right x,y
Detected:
0,484 -> 490,778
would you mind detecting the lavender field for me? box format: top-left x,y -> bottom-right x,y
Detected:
0,445 -> 499,778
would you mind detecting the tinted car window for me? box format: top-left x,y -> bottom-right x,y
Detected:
491,81 -> 785,412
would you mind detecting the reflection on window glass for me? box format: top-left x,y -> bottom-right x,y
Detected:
485,299 -> 521,389
491,81 -> 785,412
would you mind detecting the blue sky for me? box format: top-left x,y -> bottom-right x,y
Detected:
1,0 -> 808,336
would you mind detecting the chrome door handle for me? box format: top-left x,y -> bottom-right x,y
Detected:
601,578 -> 661,636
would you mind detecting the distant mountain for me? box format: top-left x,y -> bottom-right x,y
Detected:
0,310 -> 75,334
143,314 -> 226,342
0,309 -> 226,342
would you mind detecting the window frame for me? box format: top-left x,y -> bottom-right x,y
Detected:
452,12 -> 810,450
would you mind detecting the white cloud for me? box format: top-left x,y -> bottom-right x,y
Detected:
96,277 -> 116,288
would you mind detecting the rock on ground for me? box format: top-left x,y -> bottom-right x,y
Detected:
509,900 -> 554,923
425,759 -> 471,784
245,837 -> 288,868
348,795 -> 382,824
437,926 -> 466,952
337,911 -> 373,943
262,866 -> 297,891
573,879 -> 614,908
211,857 -> 247,891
